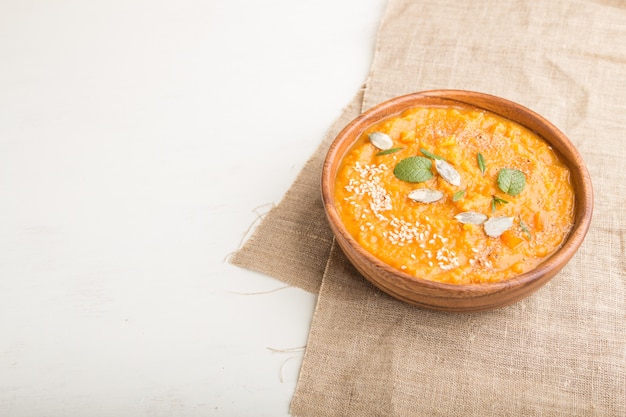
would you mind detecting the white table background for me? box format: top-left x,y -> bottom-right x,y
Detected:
0,0 -> 385,416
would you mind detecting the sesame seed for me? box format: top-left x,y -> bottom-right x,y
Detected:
346,162 -> 392,216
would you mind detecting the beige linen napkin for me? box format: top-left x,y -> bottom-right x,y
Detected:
232,0 -> 626,415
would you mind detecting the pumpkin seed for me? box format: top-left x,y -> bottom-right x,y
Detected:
454,211 -> 488,225
435,159 -> 461,186
368,132 -> 393,150
484,216 -> 514,237
408,188 -> 444,203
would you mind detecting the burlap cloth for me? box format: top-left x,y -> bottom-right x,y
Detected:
231,0 -> 626,415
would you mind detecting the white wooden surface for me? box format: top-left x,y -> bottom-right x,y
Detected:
0,0 -> 385,415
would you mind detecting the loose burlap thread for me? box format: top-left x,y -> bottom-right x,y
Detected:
231,0 -> 626,415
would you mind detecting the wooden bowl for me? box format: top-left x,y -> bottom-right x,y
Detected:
321,90 -> 593,312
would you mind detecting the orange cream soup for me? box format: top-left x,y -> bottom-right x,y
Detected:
334,106 -> 575,284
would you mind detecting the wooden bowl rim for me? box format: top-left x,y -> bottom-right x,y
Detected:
321,90 -> 594,295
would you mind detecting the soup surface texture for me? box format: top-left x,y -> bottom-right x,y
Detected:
334,105 -> 575,284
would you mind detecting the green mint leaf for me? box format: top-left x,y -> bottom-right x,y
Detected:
520,218 -> 532,240
452,189 -> 465,201
420,148 -> 445,160
477,153 -> 486,175
497,168 -> 526,196
393,156 -> 433,183
376,147 -> 405,156
491,195 -> 509,212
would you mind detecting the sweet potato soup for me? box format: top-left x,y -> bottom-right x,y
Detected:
334,105 -> 575,284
